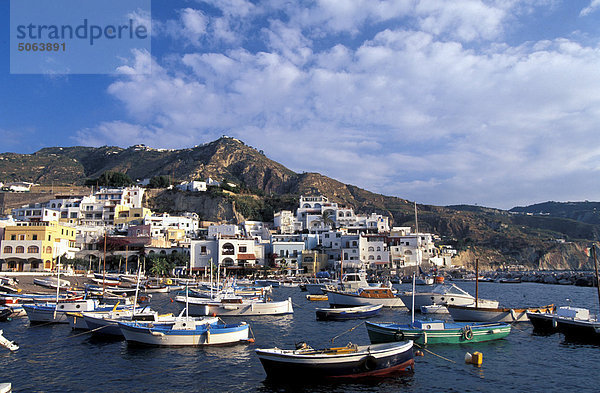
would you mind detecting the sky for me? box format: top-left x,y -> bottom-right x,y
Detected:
2,0 -> 600,210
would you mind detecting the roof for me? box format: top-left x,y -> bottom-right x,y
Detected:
237,253 -> 257,260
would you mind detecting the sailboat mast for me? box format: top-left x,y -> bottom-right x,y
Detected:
103,232 -> 107,292
592,245 -> 600,316
475,258 -> 479,308
411,273 -> 415,326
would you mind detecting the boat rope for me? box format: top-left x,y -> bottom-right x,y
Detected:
291,300 -> 303,309
45,325 -> 110,344
330,321 -> 364,345
414,343 -> 456,364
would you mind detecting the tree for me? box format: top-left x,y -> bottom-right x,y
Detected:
148,175 -> 171,188
86,171 -> 133,187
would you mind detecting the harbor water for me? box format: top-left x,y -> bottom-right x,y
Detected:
1,282 -> 599,392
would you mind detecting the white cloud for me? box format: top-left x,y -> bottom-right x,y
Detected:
580,0 -> 600,16
73,2 -> 600,209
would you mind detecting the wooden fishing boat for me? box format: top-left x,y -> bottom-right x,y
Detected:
315,304 -> 383,321
447,304 -> 554,322
119,319 -> 249,346
33,277 -> 71,289
255,341 -> 414,380
0,307 -> 12,322
82,308 -> 174,336
176,295 -> 294,316
325,287 -> 405,308
23,299 -> 99,324
366,320 -> 511,345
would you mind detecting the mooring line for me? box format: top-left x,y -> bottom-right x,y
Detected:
414,342 -> 456,364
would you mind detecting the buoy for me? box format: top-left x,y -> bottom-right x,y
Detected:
465,351 -> 483,366
247,338 -> 255,343
415,350 -> 424,357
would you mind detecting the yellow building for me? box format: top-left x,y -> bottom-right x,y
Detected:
166,228 -> 186,243
301,250 -> 329,275
0,221 -> 77,272
114,206 -> 152,227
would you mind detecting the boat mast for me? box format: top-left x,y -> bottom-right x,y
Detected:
55,255 -> 61,302
414,202 -> 422,270
475,258 -> 479,308
592,245 -> 600,317
103,232 -> 107,293
53,255 -> 61,319
133,264 -> 141,316
411,272 -> 415,326
210,258 -> 213,299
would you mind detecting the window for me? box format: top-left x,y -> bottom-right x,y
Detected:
377,246 -> 381,251
46,246 -> 52,254
368,255 -> 374,260
377,255 -> 381,260
200,246 -> 207,253
239,246 -> 247,253
368,246 -> 374,252
28,246 -> 39,253
19,234 -> 25,240
3,246 -> 12,253
15,246 -> 24,253
10,235 -> 16,240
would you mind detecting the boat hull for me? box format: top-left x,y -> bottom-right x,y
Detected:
555,317 -> 600,343
366,321 -> 511,345
448,304 -> 554,322
255,341 -> 414,380
326,291 -> 404,308
23,300 -> 98,324
185,298 -> 294,316
316,304 -> 383,321
119,322 -> 249,346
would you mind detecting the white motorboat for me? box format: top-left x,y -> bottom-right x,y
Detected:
398,284 -> 499,311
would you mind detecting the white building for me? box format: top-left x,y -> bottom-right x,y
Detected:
207,224 -> 240,238
273,210 -> 297,234
359,234 -> 389,269
190,237 -> 264,271
274,195 -> 391,234
144,213 -> 199,238
177,181 -> 207,192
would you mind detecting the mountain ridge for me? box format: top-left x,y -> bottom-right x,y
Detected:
1,137 -> 598,270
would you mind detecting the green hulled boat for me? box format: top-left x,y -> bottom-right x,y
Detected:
366,320 -> 511,345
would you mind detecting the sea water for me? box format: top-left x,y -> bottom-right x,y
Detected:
0,282 -> 599,392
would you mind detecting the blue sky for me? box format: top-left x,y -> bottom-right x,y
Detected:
2,0 -> 600,210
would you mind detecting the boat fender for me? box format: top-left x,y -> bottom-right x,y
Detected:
552,319 -> 557,329
510,309 -> 517,321
362,355 -> 377,371
394,330 -> 404,341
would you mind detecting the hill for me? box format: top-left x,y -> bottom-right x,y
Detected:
0,137 -> 597,270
